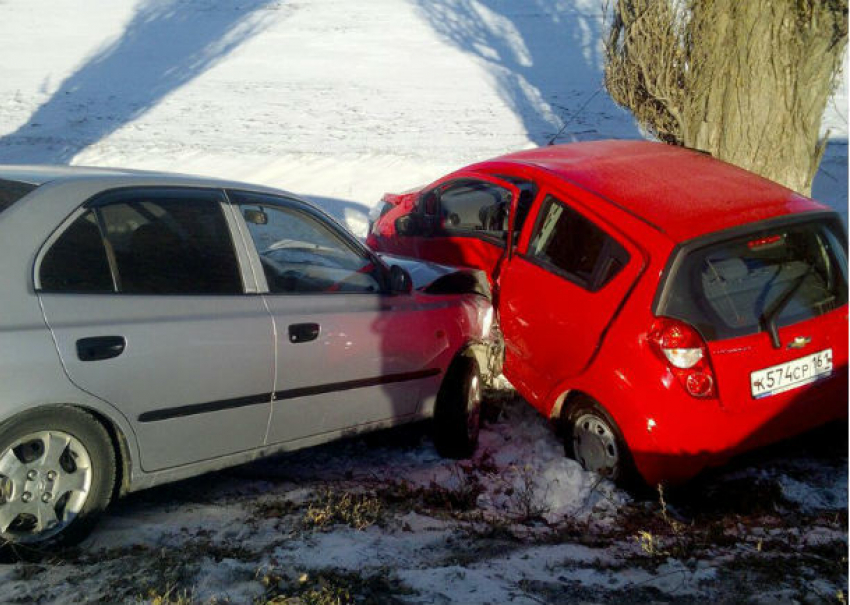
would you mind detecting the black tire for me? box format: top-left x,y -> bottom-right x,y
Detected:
433,355 -> 482,459
564,397 -> 639,487
0,406 -> 116,551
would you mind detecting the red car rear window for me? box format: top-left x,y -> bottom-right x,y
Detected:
658,216 -> 848,341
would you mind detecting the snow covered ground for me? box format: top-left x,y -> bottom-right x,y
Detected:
0,0 -> 847,602
0,396 -> 846,603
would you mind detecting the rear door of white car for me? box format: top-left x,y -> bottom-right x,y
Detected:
36,187 -> 275,471
227,190 -> 449,444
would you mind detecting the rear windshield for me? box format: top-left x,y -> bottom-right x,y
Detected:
0,178 -> 37,214
658,216 -> 848,341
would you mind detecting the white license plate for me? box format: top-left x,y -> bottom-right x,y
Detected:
750,349 -> 833,399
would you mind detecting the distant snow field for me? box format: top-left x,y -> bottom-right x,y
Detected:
0,0 -> 847,602
1,0 -> 845,235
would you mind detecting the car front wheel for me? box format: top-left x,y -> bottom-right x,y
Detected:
0,407 -> 115,548
433,356 -> 482,459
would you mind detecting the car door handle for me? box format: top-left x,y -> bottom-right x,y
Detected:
77,336 -> 126,361
288,323 -> 320,344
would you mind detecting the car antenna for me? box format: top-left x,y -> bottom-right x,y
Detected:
547,86 -> 603,146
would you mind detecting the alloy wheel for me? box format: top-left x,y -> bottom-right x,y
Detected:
0,431 -> 93,543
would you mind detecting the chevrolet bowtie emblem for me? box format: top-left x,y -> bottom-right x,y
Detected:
787,336 -> 812,349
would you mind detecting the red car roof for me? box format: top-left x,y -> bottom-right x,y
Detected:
473,140 -> 829,243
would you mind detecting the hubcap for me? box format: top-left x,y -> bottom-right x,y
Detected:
572,413 -> 620,479
0,430 -> 93,543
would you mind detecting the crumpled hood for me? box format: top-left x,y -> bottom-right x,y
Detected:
377,253 -> 491,300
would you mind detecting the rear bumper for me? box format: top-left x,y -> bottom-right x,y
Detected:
627,366 -> 848,485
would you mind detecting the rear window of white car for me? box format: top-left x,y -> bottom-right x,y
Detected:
0,178 -> 37,214
39,189 -> 244,295
657,216 -> 848,341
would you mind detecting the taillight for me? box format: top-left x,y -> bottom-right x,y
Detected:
648,318 -> 717,398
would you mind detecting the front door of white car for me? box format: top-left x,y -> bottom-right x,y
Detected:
228,191 -> 447,444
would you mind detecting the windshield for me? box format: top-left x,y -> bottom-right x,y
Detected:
0,178 -> 37,214
658,216 -> 848,341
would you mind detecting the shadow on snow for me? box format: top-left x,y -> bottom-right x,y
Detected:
414,0 -> 641,145
0,0 -> 283,164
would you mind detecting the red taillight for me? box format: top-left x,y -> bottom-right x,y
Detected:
649,318 -> 717,398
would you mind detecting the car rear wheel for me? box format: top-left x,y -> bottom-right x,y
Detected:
0,407 -> 115,549
433,356 -> 482,459
565,398 -> 636,485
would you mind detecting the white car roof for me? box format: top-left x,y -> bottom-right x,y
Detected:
0,165 -> 157,186
0,165 -> 301,199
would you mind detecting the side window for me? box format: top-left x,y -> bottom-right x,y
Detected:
527,195 -> 629,291
438,181 -> 512,237
493,175 -> 538,238
232,192 -> 382,294
40,210 -> 114,292
98,194 -> 242,294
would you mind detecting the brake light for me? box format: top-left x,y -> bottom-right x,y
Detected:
747,234 -> 783,250
649,318 -> 717,398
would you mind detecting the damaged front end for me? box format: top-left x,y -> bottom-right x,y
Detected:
378,253 -> 504,387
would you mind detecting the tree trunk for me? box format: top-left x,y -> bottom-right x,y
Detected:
685,0 -> 843,195
605,0 -> 847,196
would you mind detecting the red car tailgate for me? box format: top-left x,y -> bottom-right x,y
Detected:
708,307 -> 848,416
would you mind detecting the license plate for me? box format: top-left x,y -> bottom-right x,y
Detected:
750,349 -> 833,399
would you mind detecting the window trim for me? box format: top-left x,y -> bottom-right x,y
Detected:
491,173 -> 539,247
520,193 -> 631,293
34,206 -> 117,294
225,189 -> 391,296
417,177 -> 519,249
34,186 -> 250,296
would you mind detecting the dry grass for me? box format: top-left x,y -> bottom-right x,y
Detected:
302,489 -> 382,532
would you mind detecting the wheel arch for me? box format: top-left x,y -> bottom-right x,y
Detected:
550,388 -> 632,447
551,389 -> 600,427
0,401 -> 135,499
546,371 -> 645,447
440,341 -> 481,391
75,405 -> 133,499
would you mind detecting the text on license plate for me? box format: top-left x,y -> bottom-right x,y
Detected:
750,349 -> 833,399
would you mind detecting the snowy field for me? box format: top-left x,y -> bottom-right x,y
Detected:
1,0 -> 845,232
0,0 -> 847,602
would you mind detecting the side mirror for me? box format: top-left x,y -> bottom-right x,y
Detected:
389,264 -> 413,295
395,214 -> 422,237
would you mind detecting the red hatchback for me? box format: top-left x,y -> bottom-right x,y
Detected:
367,141 -> 848,486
